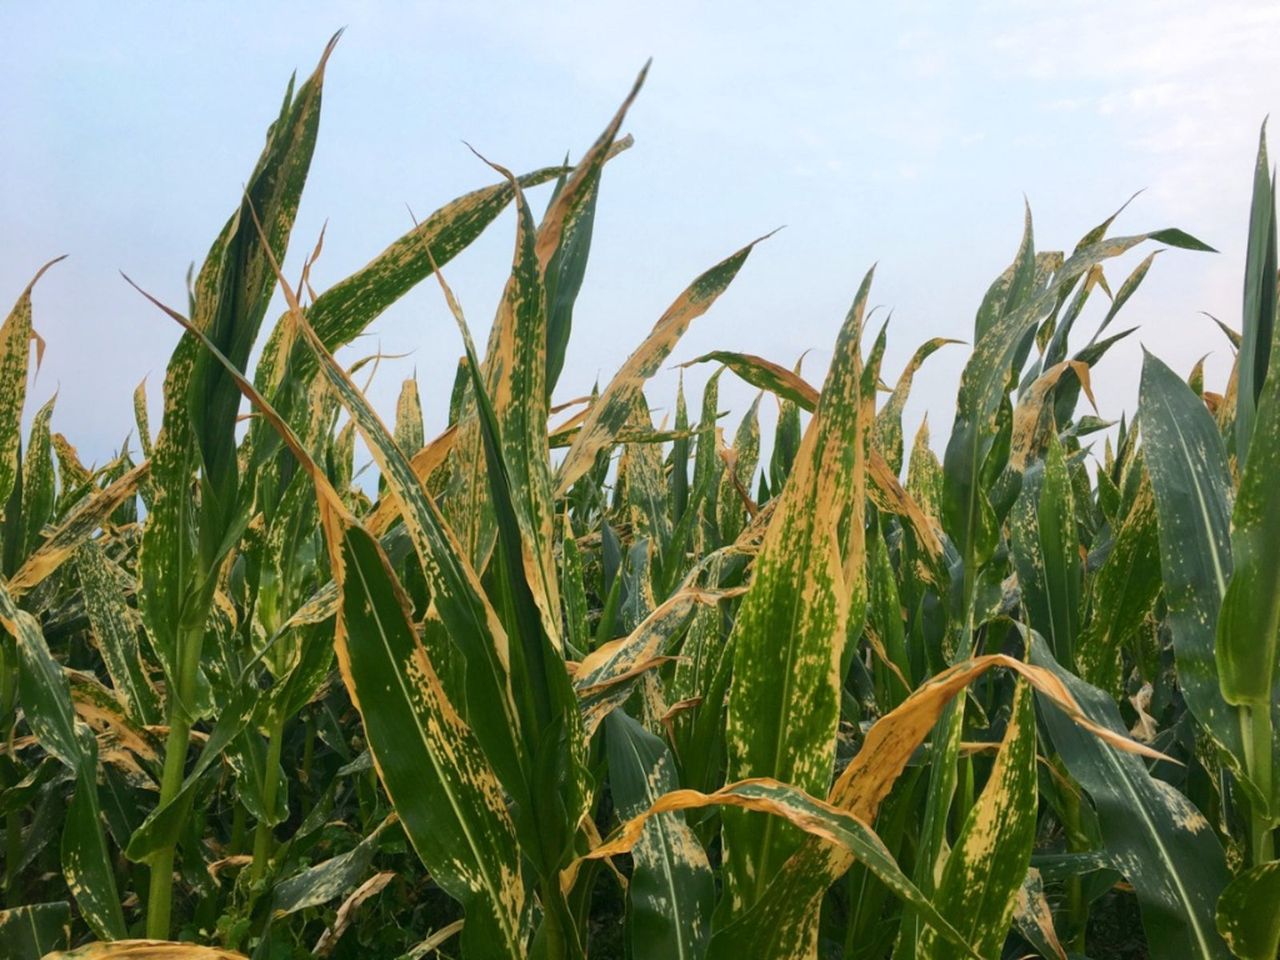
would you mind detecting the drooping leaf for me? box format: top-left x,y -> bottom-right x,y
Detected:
708,652 -> 1160,960
582,778 -> 977,959
44,943 -> 248,959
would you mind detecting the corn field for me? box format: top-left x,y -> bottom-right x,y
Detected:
2,37 -> 1279,960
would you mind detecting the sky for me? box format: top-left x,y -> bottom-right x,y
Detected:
3,1 -> 1280,470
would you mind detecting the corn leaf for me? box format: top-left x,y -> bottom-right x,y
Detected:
0,901 -> 72,960
1029,632 -> 1232,959
554,235 -> 771,495
1009,430 -> 1081,670
721,268 -> 872,913
910,682 -> 1038,959
1215,860 -> 1280,960
1139,352 -> 1246,764
583,778 -> 977,960
44,943 -> 248,959
1234,123 -> 1277,464
604,710 -> 713,960
76,541 -> 162,726
1215,310 -> 1280,713
0,580 -> 125,940
706,652 -> 1160,959
0,260 -> 61,517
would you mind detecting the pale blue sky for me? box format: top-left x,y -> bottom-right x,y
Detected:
3,1 -> 1279,467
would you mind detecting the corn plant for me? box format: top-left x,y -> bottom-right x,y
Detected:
2,34 -> 1279,960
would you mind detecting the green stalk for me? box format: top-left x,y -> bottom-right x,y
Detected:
146,622 -> 204,939
249,709 -> 288,883
533,877 -> 584,960
1062,776 -> 1089,952
1242,704 -> 1276,864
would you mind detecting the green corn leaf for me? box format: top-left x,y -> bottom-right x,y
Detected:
1090,251 -> 1160,347
1215,313 -> 1280,709
1235,122 -> 1278,464
866,529 -> 912,709
0,902 -> 72,960
715,395 -> 760,545
18,395 -> 56,561
906,417 -> 943,517
393,377 -> 425,455
0,259 -> 61,524
721,268 -> 871,915
605,710 -> 714,960
273,815 -> 397,917
185,35 -> 333,538
1076,477 -> 1162,697
0,580 -> 125,940
132,378 -> 152,460
1042,264 -> 1103,368
1028,632 -> 1232,960
76,540 -> 163,726
1009,430 -> 1081,670
670,374 -> 692,521
1215,860 -> 1280,960
50,433 -> 92,515
561,528 -> 590,658
297,313 -> 529,809
768,362 -> 804,494
624,396 -> 673,570
328,517 -> 530,958
974,203 -> 1036,344
554,234 -> 773,495
1139,351 -> 1245,764
873,337 -> 960,474
944,223 -> 1210,613
910,682 -> 1038,960
583,778 -> 977,960
448,160 -> 562,650
537,67 -> 645,397
690,369 -> 725,539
